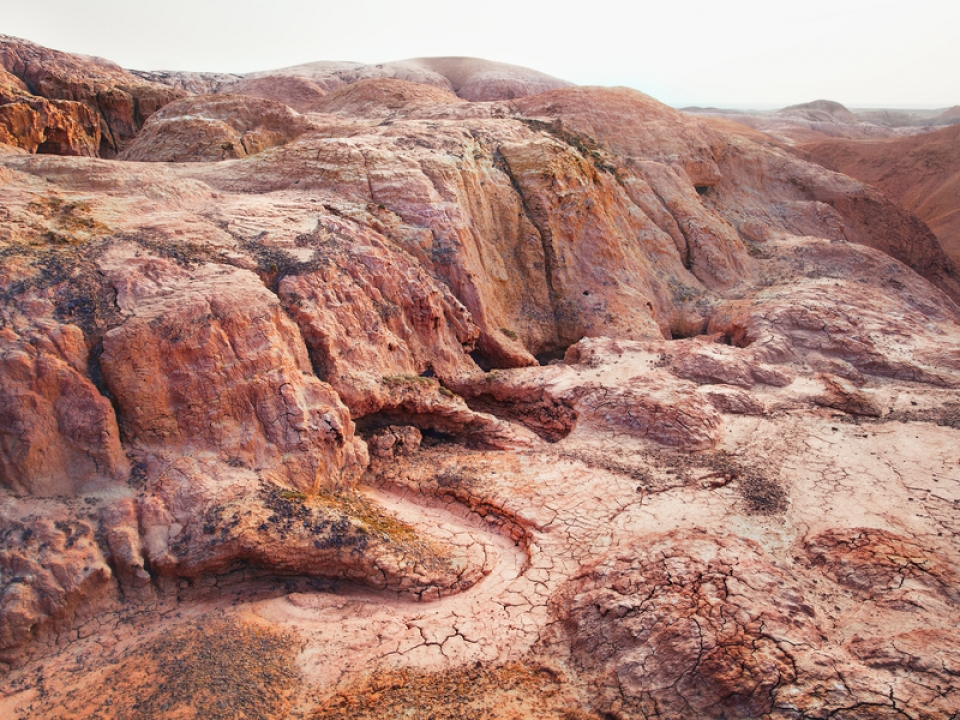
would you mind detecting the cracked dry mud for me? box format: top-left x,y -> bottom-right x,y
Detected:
2,34 -> 960,720
5,348 -> 960,718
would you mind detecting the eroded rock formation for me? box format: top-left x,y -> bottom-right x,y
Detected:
0,35 -> 184,156
119,95 -> 316,161
799,123 -> 960,266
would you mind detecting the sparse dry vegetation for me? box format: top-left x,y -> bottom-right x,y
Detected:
312,661 -> 600,720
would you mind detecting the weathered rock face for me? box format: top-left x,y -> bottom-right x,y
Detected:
0,35 -> 184,156
276,225 -> 480,416
547,531 -> 821,719
98,255 -> 366,492
0,513 -> 116,661
0,323 -> 128,496
0,94 -> 101,156
547,529 -> 960,719
119,94 -> 316,161
708,239 -> 960,386
512,87 -> 960,303
190,88 -> 745,362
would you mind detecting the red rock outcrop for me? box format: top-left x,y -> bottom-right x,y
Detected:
98,255 -> 366,491
0,95 -> 100,156
0,35 -> 184,156
119,94 -> 316,162
0,323 -> 128,497
277,228 -> 480,416
3,38 -> 960,719
513,87 -> 960,304
188,92 -> 717,364
129,68 -> 241,95
0,511 -> 118,665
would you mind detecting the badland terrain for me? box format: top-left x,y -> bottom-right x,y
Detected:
1,35 -> 960,718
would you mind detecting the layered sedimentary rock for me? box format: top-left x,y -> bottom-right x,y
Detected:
0,323 -> 128,496
0,35 -> 184,156
0,92 -> 101,156
1,37 -> 960,720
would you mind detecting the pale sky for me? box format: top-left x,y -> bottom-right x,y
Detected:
4,0 -> 959,108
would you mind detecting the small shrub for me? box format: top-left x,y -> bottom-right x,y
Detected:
382,374 -> 434,387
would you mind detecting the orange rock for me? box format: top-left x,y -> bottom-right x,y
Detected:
0,35 -> 184,156
119,94 -> 316,162
98,257 -> 366,491
0,324 -> 127,496
0,96 -> 100,156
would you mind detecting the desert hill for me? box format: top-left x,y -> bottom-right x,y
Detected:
135,54 -> 573,109
1,35 -> 960,719
799,123 -> 960,266
777,99 -> 861,124
684,97 -> 957,145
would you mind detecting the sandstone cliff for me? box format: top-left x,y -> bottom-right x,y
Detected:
0,35 -> 185,156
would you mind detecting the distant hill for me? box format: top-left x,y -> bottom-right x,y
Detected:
800,123 -> 960,265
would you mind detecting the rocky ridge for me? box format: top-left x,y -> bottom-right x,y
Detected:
799,123 -> 960,267
0,37 -> 959,719
685,98 -> 959,146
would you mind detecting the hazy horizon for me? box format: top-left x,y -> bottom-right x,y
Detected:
4,0 -> 959,109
